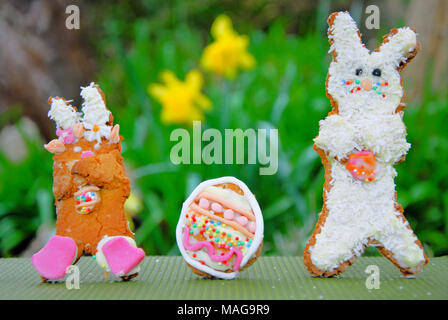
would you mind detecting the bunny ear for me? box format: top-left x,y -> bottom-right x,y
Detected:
47,97 -> 80,130
378,27 -> 419,71
80,82 -> 113,126
327,12 -> 368,61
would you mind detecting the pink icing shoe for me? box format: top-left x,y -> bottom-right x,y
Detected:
31,235 -> 77,280
102,237 -> 145,276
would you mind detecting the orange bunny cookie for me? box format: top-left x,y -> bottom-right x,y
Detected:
303,12 -> 428,277
32,83 -> 145,281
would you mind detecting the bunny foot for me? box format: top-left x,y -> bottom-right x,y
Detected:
31,235 -> 78,281
94,236 -> 145,280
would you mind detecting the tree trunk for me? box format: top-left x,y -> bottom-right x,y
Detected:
0,0 -> 96,140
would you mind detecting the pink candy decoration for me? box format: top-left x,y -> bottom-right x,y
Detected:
236,216 -> 248,226
183,226 -> 243,271
56,128 -> 76,144
211,202 -> 223,213
102,237 -> 145,276
247,221 -> 256,233
31,235 -> 77,280
198,198 -> 210,209
81,150 -> 94,159
223,209 -> 235,220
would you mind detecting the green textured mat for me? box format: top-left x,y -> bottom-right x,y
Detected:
0,256 -> 446,300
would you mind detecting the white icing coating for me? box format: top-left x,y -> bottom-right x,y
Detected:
309,161 -> 425,271
309,12 -> 425,273
80,83 -> 112,143
204,185 -> 253,212
327,12 -> 418,121
48,98 -> 80,130
380,28 -> 418,68
314,115 -> 359,159
95,236 -> 140,276
47,83 -> 113,144
328,11 -> 368,61
176,176 -> 264,279
315,113 -> 410,164
80,82 -> 111,126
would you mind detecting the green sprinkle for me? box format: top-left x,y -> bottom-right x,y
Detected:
355,80 -> 360,84
192,223 -> 197,228
373,86 -> 377,90
377,91 -> 381,94
92,255 -> 96,259
190,230 -> 194,234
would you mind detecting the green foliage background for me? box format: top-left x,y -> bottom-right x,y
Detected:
0,1 -> 446,258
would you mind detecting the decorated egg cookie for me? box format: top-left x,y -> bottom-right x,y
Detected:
31,83 -> 145,281
176,177 -> 264,279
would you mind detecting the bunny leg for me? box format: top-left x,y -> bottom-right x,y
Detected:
305,217 -> 367,277
31,235 -> 79,281
304,162 -> 373,277
94,236 -> 145,280
374,209 -> 427,277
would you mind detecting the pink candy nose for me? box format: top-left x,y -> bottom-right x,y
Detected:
361,79 -> 372,91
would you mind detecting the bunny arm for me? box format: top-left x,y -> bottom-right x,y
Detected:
314,114 -> 359,160
44,139 -> 66,154
358,114 -> 411,164
71,151 -> 130,191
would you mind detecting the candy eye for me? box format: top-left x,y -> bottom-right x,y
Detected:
372,68 -> 381,77
355,68 -> 363,76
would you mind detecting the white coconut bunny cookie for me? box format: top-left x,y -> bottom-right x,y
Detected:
303,12 -> 428,277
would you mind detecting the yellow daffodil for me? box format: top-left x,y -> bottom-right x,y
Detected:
124,192 -> 143,215
124,192 -> 143,232
148,69 -> 212,125
201,15 -> 255,79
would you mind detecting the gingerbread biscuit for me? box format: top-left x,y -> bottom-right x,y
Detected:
303,12 -> 428,277
32,83 -> 145,281
176,177 -> 264,279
